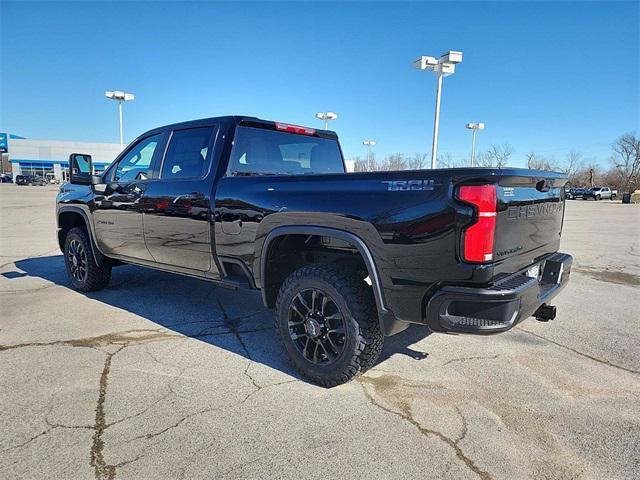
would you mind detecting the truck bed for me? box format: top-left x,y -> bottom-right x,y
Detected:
214,167 -> 568,329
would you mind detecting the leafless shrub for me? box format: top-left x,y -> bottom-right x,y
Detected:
477,143 -> 514,168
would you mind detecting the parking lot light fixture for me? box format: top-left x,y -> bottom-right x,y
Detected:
413,50 -> 463,169
315,112 -> 338,130
465,122 -> 485,167
362,140 -> 376,171
105,90 -> 135,150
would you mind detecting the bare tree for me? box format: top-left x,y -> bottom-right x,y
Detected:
611,133 -> 640,193
353,153 -> 382,172
437,152 -> 466,168
354,153 -> 407,172
477,143 -> 514,168
353,160 -> 368,172
383,153 -> 407,171
525,152 -> 559,171
351,156 -> 368,172
408,152 -> 428,170
563,150 -> 583,178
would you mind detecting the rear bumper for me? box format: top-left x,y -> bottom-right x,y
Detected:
424,252 -> 572,334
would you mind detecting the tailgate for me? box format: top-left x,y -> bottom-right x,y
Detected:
493,177 -> 565,274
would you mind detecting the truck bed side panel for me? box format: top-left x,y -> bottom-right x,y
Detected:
214,168 -> 567,324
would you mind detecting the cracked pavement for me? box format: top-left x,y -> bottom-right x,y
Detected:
1,185 -> 639,479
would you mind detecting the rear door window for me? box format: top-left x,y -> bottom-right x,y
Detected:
227,126 -> 344,176
161,127 -> 215,180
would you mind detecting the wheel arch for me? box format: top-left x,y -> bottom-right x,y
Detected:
258,226 -> 389,317
57,206 -> 106,266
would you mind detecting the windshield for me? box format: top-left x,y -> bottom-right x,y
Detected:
228,126 -> 344,176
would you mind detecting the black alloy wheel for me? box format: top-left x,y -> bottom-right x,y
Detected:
64,227 -> 112,291
275,263 -> 384,387
67,238 -> 88,282
288,288 -> 346,365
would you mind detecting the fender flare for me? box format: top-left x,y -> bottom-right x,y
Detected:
258,226 -> 389,316
57,206 -> 106,266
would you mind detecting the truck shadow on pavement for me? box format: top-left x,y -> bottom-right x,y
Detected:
8,255 -> 432,382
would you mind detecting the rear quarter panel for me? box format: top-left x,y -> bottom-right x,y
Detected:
215,170 -> 479,322
214,168 -> 567,323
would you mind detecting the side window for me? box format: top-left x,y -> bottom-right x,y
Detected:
161,127 -> 214,180
113,134 -> 162,182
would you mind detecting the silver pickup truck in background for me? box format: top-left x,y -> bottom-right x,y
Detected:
583,186 -> 617,200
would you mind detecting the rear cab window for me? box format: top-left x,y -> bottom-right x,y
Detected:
227,126 -> 344,176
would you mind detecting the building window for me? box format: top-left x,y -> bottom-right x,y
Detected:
20,162 -> 54,177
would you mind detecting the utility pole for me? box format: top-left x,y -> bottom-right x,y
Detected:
105,91 -> 135,150
413,51 -> 463,168
363,140 -> 376,171
465,123 -> 485,167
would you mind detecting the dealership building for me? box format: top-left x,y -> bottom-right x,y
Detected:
1,133 -> 121,180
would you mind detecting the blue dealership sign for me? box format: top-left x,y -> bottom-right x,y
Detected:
0,133 -> 7,153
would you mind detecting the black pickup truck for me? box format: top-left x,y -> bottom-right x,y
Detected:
57,116 -> 572,386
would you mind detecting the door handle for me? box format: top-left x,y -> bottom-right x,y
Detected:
121,183 -> 145,196
174,192 -> 205,203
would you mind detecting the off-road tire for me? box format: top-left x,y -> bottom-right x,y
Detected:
64,227 -> 111,291
275,263 -> 383,387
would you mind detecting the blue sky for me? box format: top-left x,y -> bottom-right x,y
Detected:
1,1 -> 638,167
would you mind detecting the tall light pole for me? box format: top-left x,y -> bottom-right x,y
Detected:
315,112 -> 338,130
465,122 -> 485,167
362,140 -> 376,171
413,51 -> 463,169
105,91 -> 135,150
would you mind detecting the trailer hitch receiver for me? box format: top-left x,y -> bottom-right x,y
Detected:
534,304 -> 556,322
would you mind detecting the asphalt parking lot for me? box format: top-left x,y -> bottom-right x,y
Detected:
1,184 -> 639,480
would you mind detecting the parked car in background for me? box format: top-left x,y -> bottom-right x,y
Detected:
15,175 -> 46,186
566,188 -> 587,199
583,186 -> 616,200
45,173 -> 60,184
0,175 -> 13,183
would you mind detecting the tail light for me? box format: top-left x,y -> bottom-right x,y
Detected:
457,184 -> 497,263
275,122 -> 316,136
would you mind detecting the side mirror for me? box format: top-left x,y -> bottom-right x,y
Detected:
69,153 -> 93,185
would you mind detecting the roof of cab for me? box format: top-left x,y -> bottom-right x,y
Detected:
138,115 -> 337,140
143,115 -> 259,135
